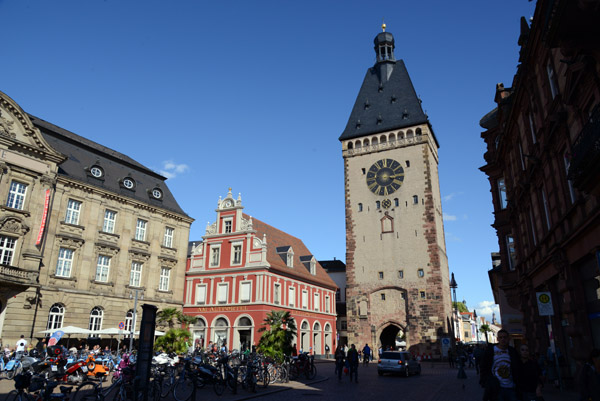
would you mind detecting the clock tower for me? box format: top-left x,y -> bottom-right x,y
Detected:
340,26 -> 452,356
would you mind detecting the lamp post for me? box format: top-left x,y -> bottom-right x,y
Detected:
450,273 -> 458,343
129,289 -> 143,353
474,309 -> 479,343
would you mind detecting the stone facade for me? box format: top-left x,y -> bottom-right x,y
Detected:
0,90 -> 193,346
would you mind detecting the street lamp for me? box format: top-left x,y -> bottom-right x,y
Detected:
474,309 -> 479,343
129,289 -> 143,353
450,273 -> 458,343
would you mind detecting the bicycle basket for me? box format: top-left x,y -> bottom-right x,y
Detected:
29,375 -> 46,392
14,373 -> 31,390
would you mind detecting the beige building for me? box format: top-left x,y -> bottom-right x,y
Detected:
339,29 -> 452,357
0,90 -> 193,346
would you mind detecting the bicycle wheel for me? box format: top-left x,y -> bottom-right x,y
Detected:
72,381 -> 99,401
236,366 -> 247,386
288,364 -> 299,380
258,368 -> 269,388
6,362 -> 21,380
213,376 -> 225,396
172,376 -> 194,401
6,390 -> 33,401
306,364 -> 317,380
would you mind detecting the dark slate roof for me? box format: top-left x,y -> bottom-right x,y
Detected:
318,259 -> 346,273
29,114 -> 189,217
339,59 -> 430,141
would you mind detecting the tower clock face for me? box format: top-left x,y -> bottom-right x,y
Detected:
366,158 -> 404,196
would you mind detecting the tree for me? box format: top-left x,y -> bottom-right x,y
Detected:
178,314 -> 198,329
479,324 -> 491,343
452,302 -> 469,313
257,310 -> 297,362
154,328 -> 191,354
157,307 -> 182,329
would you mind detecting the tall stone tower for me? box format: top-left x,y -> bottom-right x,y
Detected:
339,26 -> 452,356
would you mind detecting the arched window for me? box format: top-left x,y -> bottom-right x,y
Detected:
46,303 -> 65,331
416,128 -> 422,136
214,317 -> 229,346
380,135 -> 387,144
238,317 -> 252,326
89,307 -> 103,332
407,130 -> 414,138
301,321 -> 309,330
348,142 -> 353,150
398,131 -> 405,139
125,310 -> 134,332
355,140 -> 362,148
372,137 -> 378,146
313,322 -> 321,331
389,133 -> 396,142
363,139 -> 370,147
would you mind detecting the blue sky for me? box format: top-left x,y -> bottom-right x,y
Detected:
1,0 -> 537,322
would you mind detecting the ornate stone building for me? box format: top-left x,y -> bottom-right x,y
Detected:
339,28 -> 452,357
184,189 -> 337,355
0,90 -> 193,345
479,0 -> 600,384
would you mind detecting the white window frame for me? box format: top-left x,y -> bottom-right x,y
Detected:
89,307 -> 103,332
302,290 -> 308,310
159,267 -> 170,291
223,218 -> 233,234
0,235 -> 17,266
125,310 -> 134,332
310,259 -> 316,275
130,261 -> 143,287
231,242 -> 243,266
497,178 -> 507,209
196,284 -> 207,305
95,255 -> 111,282
56,247 -> 74,278
240,281 -> 251,303
313,292 -> 320,311
210,245 -> 221,267
286,252 -> 294,267
7,181 -> 27,210
163,227 -> 174,248
274,283 -> 281,305
46,304 -> 65,331
288,286 -> 295,307
65,199 -> 82,225
102,210 -> 117,233
217,283 -> 229,304
135,219 -> 147,241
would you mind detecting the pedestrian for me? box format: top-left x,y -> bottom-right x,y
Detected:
577,348 -> 600,401
516,344 -> 543,401
292,343 -> 298,357
474,345 -> 484,374
362,344 -> 371,366
16,335 -> 27,355
36,338 -> 47,357
325,344 -> 330,359
480,329 -> 520,401
347,344 -> 359,383
334,344 -> 345,381
448,348 -> 455,368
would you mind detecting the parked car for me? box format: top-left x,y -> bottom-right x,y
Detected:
377,351 -> 421,377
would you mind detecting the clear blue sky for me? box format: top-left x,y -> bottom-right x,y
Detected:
1,0 -> 536,323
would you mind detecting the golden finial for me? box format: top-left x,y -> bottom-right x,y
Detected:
382,19 -> 386,32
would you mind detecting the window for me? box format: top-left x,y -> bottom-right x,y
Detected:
376,201 -> 381,209
130,261 -> 143,287
135,219 -> 147,241
288,286 -> 295,307
196,284 -> 207,305
358,203 -> 363,212
159,267 -> 170,291
413,195 -> 419,204
232,244 -> 242,265
123,178 -> 135,189
224,220 -> 232,233
286,251 -> 294,267
378,271 -> 384,279
541,187 -> 551,230
506,235 -> 516,271
125,310 -> 134,332
418,269 -> 424,278
547,61 -> 559,99
314,292 -> 320,311
398,270 -> 404,279
56,248 -> 74,277
102,210 -> 117,233
381,293 -> 386,301
7,181 -> 27,210
89,307 -> 103,332
65,199 -> 82,225
217,283 -> 228,304
497,178 -> 507,209
240,282 -> 251,303
46,304 -> 64,331
302,290 -> 308,310
420,291 -> 426,299
90,166 -> 103,178
274,283 -> 281,304
310,259 -> 316,275
95,255 -> 111,282
563,151 -> 576,203
152,188 -> 162,199
341,320 -> 347,330
518,142 -> 526,170
325,295 -> 330,313
529,209 -> 537,246
163,227 -> 174,248
529,113 -> 537,144
394,198 -> 399,207
210,246 -> 220,267
335,289 -> 341,301
0,235 -> 17,265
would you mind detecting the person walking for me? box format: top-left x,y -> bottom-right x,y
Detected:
480,329 -> 520,401
362,344 -> 371,366
577,348 -> 600,401
347,344 -> 359,383
334,345 -> 345,382
325,344 -> 330,359
516,344 -> 543,401
16,335 -> 27,355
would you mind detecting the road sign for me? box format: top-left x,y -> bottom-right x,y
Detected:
118,321 -> 125,330
536,292 -> 554,316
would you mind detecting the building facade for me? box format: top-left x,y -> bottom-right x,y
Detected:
0,90 -> 193,345
320,259 -> 347,346
479,0 -> 600,384
339,28 -> 452,356
183,189 -> 337,355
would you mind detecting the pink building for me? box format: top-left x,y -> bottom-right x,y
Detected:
183,189 -> 338,355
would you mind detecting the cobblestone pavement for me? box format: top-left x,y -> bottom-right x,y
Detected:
0,360 -> 580,401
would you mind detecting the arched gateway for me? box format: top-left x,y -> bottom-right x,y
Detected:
378,323 -> 405,352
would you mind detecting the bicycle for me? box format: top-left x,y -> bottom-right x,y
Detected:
28,374 -> 73,401
6,373 -> 33,401
71,372 -> 120,401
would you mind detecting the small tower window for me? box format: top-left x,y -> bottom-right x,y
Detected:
378,272 -> 384,279
358,203 -> 363,212
376,201 -> 381,209
418,269 -> 424,278
413,195 -> 419,204
394,198 -> 399,207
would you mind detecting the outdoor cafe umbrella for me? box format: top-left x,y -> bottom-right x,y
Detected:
38,326 -> 93,347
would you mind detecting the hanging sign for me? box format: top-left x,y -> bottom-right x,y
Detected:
536,292 -> 554,316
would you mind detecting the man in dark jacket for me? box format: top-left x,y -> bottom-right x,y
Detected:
347,344 -> 359,383
479,329 -> 520,401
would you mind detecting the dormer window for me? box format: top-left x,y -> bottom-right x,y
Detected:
276,246 -> 294,268
123,177 -> 135,190
287,253 -> 293,267
151,188 -> 163,199
90,166 -> 104,178
300,255 -> 317,275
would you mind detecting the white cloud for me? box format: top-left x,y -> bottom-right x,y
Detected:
445,232 -> 462,242
443,213 -> 457,221
443,192 -> 462,202
475,301 -> 500,323
159,160 -> 189,179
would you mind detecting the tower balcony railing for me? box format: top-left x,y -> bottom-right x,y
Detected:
343,135 -> 426,157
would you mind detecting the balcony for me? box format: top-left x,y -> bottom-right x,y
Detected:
568,105 -> 600,195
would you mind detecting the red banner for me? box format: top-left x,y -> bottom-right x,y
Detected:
36,189 -> 51,245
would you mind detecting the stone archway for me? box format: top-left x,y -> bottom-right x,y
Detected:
378,323 -> 405,352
